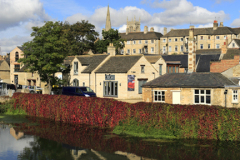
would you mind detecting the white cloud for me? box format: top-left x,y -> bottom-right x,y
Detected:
231,17 -> 240,27
0,0 -> 50,31
197,23 -> 214,28
118,25 -> 127,33
215,0 -> 233,4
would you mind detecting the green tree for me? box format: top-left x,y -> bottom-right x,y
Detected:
95,29 -> 125,54
18,21 -> 69,92
64,20 -> 99,55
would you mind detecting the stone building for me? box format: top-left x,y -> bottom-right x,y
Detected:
0,59 -> 10,83
142,72 -> 240,108
103,5 -> 111,32
161,20 -> 240,55
126,16 -> 141,33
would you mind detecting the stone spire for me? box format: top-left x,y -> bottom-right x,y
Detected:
105,5 -> 111,31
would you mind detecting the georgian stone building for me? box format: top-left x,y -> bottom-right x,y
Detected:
161,21 -> 240,55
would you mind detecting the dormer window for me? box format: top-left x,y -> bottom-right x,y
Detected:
141,65 -> 145,73
15,52 -> 19,62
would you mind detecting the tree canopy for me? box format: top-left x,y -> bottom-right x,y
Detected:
94,29 -> 125,54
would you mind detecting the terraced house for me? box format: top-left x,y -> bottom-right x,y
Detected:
161,20 -> 240,55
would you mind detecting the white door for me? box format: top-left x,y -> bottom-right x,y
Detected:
172,91 -> 180,104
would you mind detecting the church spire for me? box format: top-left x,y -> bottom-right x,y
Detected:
105,5 -> 111,31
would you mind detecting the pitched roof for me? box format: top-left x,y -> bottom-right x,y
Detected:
232,39 -> 240,47
120,32 -> 163,40
162,55 -> 189,68
196,54 -> 220,72
143,72 -> 235,88
17,46 -> 24,51
95,55 -> 142,73
222,48 -> 240,60
196,49 -> 221,55
162,27 -> 237,38
63,56 -> 75,65
144,55 -> 161,63
81,55 -> 109,73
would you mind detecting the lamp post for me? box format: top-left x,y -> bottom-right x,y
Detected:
224,89 -> 228,108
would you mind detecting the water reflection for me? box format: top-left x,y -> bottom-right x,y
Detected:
1,116 -> 240,160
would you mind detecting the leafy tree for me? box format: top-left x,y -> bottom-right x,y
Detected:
95,29 -> 125,54
18,21 -> 69,92
64,20 -> 99,55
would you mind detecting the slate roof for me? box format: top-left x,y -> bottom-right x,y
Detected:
81,55 -> 109,73
143,72 -> 235,88
17,46 -> 24,51
162,55 -> 188,68
232,39 -> 240,47
120,32 -> 163,40
144,55 -> 161,63
95,55 -> 142,73
63,56 -> 75,65
162,27 -> 238,38
196,49 -> 221,55
222,49 -> 240,60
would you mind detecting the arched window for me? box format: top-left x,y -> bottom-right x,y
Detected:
73,79 -> 79,86
15,52 -> 19,62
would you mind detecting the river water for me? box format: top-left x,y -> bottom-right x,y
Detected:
1,115 -> 240,160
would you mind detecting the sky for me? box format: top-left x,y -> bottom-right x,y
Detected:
0,0 -> 240,55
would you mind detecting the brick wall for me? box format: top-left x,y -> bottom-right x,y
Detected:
210,55 -> 239,73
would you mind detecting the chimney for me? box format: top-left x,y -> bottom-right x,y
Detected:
150,27 -> 154,32
188,26 -> 196,73
164,27 -> 167,35
220,22 -> 223,27
144,26 -> 148,34
107,43 -> 116,56
213,20 -> 218,30
126,28 -> 129,35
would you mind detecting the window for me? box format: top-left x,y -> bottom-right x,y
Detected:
74,62 -> 78,74
194,89 -> 211,105
233,90 -> 238,103
169,46 -> 172,52
154,91 -> 165,102
133,49 -> 136,54
208,44 -> 211,49
145,48 -> 148,53
216,44 -> 220,49
73,79 -> 79,86
233,43 -> 235,48
200,36 -> 203,40
151,40 -> 154,43
180,45 -> 183,52
216,36 -> 220,40
175,38 -> 178,42
15,52 -> 19,62
127,41 -> 130,44
224,35 -> 227,39
163,39 -> 166,42
133,40 -> 136,44
141,65 -> 145,73
208,36 -> 211,40
121,50 -> 124,54
145,40 -> 148,44
14,65 -> 20,72
200,44 -> 203,49
127,49 -> 130,54
151,47 -> 154,53
14,75 -> 18,85
139,49 -> 142,53
159,64 -> 162,75
180,38 -> 183,41
175,45 -> 178,52
139,40 -> 141,44
104,81 -> 118,97
139,80 -> 147,94
163,46 -> 166,53
167,65 -> 179,73
169,39 -> 172,42
83,82 -> 85,86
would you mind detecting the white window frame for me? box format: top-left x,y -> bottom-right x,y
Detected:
74,62 -> 78,75
224,35 -> 227,39
175,45 -> 178,52
232,90 -> 238,103
180,45 -> 183,52
208,44 -> 211,49
139,40 -> 142,44
151,47 -> 154,53
127,41 -> 130,44
194,89 -> 211,105
127,49 -> 130,54
139,49 -> 142,54
145,40 -> 148,44
163,39 -> 166,42
133,49 -> 136,54
216,44 -> 220,49
133,40 -> 136,44
200,44 -> 203,49
169,46 -> 172,52
153,90 -> 166,102
169,39 -> 172,42
180,38 -> 183,41
151,40 -> 154,43
141,65 -> 145,73
163,46 -> 166,53
175,38 -> 178,42
216,36 -> 220,40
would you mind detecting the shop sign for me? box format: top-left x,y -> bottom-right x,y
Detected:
105,74 -> 115,80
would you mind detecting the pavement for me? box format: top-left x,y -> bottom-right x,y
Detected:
115,98 -> 143,104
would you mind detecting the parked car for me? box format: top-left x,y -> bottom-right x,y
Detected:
7,84 -> 16,91
25,86 -> 42,93
61,86 -> 96,97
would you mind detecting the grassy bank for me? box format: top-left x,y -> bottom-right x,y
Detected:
0,100 -> 27,115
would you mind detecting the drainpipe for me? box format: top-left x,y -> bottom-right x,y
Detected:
95,73 -> 97,94
152,88 -> 154,102
89,73 -> 90,88
224,89 -> 228,108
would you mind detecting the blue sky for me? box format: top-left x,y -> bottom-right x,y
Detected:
0,0 -> 240,54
